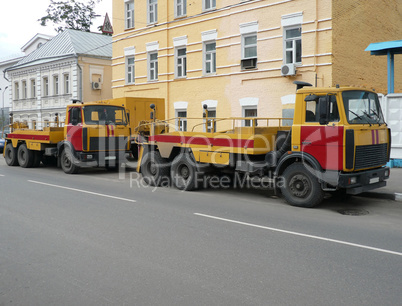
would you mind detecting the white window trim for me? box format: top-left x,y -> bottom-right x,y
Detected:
202,29 -> 217,42
63,73 -> 70,94
30,78 -> 36,98
239,21 -> 259,35
281,12 -> 303,27
173,35 -> 187,47
53,75 -> 59,95
174,102 -> 188,132
21,80 -> 27,99
146,41 -> 159,52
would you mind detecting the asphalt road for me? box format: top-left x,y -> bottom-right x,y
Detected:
0,158 -> 401,306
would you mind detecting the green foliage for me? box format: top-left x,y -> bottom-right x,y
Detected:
38,0 -> 100,33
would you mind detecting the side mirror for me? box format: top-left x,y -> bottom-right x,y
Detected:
318,96 -> 329,125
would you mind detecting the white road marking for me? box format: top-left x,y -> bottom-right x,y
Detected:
28,180 -> 136,203
194,213 -> 402,257
0,174 -> 4,177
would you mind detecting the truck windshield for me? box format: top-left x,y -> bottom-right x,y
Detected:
342,90 -> 385,125
83,105 -> 127,126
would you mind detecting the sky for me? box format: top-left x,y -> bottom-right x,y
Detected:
0,0 -> 112,61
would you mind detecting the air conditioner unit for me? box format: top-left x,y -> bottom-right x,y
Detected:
281,64 -> 296,76
241,58 -> 257,70
92,82 -> 102,90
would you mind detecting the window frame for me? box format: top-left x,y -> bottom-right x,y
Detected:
148,51 -> 158,81
53,75 -> 59,95
242,33 -> 257,60
126,56 -> 135,84
21,80 -> 27,99
175,47 -> 187,78
243,106 -> 258,127
63,74 -> 70,94
30,79 -> 36,98
14,82 -> 19,100
43,77 -> 49,97
148,0 -> 158,24
204,41 -> 216,75
203,0 -> 216,11
125,0 -> 135,29
175,0 -> 187,18
176,109 -> 187,131
283,25 -> 302,64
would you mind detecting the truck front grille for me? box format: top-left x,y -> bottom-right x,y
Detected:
355,143 -> 388,170
89,137 -> 128,151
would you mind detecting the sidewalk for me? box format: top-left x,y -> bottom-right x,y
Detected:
363,167 -> 402,201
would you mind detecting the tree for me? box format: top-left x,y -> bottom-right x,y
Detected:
39,0 -> 102,33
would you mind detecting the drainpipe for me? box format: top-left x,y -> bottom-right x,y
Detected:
76,57 -> 83,102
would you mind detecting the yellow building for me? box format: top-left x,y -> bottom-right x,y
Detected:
111,0 -> 402,129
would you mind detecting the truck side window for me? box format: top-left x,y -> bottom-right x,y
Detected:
69,107 -> 82,125
305,101 -> 318,122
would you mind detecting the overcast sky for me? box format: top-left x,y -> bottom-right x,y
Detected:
0,0 -> 112,61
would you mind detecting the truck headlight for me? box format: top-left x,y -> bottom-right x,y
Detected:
349,177 -> 357,184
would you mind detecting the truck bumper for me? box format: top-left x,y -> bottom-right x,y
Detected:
76,151 -> 126,167
338,167 -> 390,195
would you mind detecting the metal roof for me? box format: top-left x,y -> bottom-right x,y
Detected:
9,29 -> 112,70
365,40 -> 402,55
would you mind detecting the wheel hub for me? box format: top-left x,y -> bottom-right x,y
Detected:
289,174 -> 310,197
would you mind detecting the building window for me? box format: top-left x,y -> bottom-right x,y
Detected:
148,52 -> 158,81
14,82 -> 19,100
125,0 -> 134,29
43,77 -> 49,96
204,42 -> 216,74
176,110 -> 187,131
22,80 -> 27,99
126,56 -> 135,84
242,33 -> 257,59
53,75 -> 59,95
176,47 -> 187,78
64,74 -> 70,94
203,0 -> 216,11
31,79 -> 36,98
148,0 -> 157,24
284,26 -> 302,64
244,108 -> 257,127
205,109 -> 216,132
175,0 -> 186,17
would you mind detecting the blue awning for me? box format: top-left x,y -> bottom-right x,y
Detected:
365,40 -> 402,56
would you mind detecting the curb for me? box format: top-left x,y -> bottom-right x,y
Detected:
360,192 -> 402,202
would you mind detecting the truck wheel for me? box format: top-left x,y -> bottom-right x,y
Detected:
4,143 -> 19,166
61,148 -> 80,174
171,153 -> 198,191
141,151 -> 170,186
32,151 -> 42,168
17,144 -> 34,168
280,163 -> 324,208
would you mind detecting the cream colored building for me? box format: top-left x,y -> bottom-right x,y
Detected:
6,29 -> 113,128
111,0 -> 402,129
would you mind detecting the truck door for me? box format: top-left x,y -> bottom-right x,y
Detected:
300,95 -> 343,170
66,107 -> 83,151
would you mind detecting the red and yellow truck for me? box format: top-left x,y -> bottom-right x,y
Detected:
3,101 -> 131,174
136,82 -> 391,207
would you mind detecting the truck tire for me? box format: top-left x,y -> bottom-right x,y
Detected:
170,153 -> 198,191
4,143 -> 19,166
17,144 -> 34,168
280,163 -> 324,208
32,151 -> 42,168
60,148 -> 80,174
141,151 -> 170,186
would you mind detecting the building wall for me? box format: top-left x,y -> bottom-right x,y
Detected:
112,0 -> 334,129
332,0 -> 402,94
